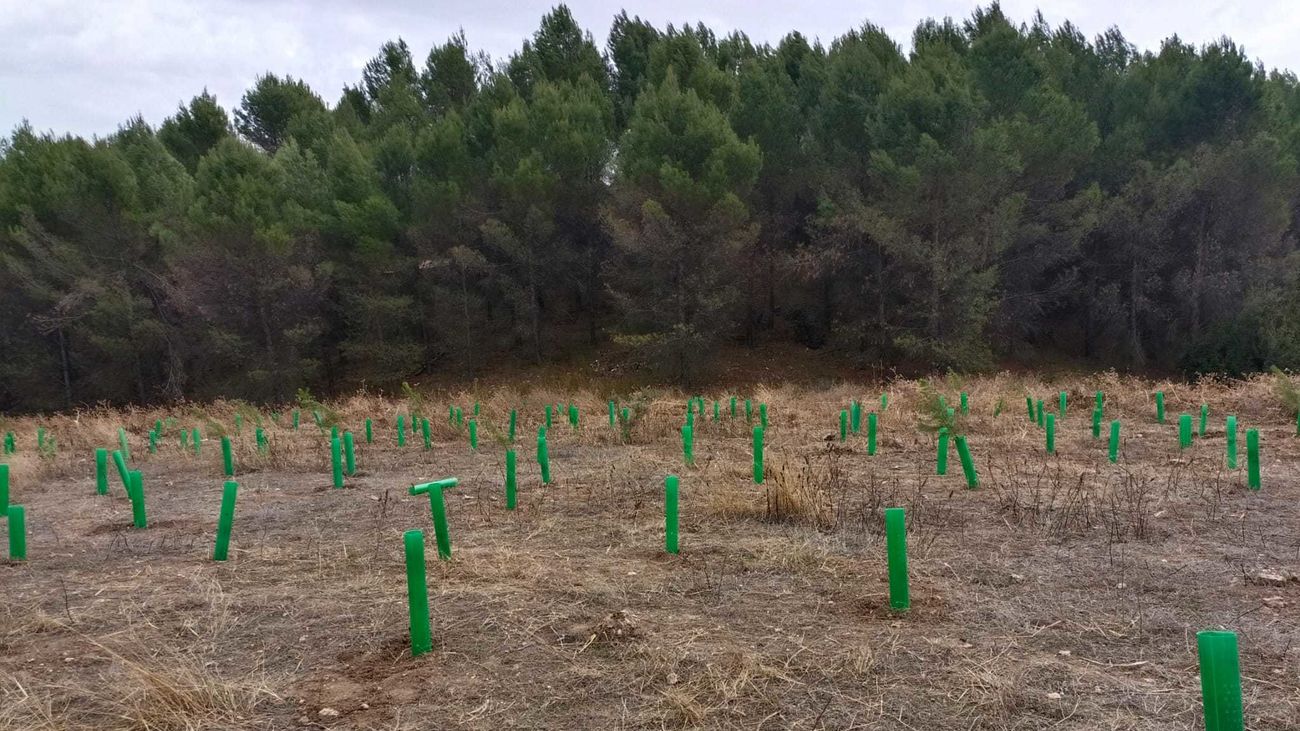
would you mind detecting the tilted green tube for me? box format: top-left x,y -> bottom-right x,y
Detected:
112,450 -> 130,489
885,507 -> 908,611
410,478 -> 458,560
213,480 -> 238,561
955,436 -> 978,489
403,529 -> 433,656
118,427 -> 130,463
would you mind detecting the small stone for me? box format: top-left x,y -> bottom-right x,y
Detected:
667,672 -> 679,685
1263,596 -> 1286,609
1057,650 -> 1071,657
1010,573 -> 1025,582
1046,692 -> 1062,700
1253,571 -> 1287,586
319,708 -> 340,717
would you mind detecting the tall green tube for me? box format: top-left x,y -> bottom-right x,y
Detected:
752,426 -> 764,484
410,479 -> 458,560
505,450 -> 517,510
665,475 -> 679,554
1246,429 -> 1260,490
365,419 -> 373,444
192,427 -> 201,455
422,418 -> 431,451
1045,413 -> 1056,454
839,410 -> 847,442
960,392 -> 969,415
403,529 -> 433,656
213,480 -> 238,561
331,436 -> 343,488
148,429 -> 158,454
128,471 -> 146,528
1025,395 -> 1034,421
1058,391 -> 1067,419
1155,391 -> 1166,423
1036,399 -> 1044,428
683,425 -> 695,465
538,435 -> 551,485
112,450 -> 129,489
745,399 -> 753,423
221,436 -> 234,477
885,507 -> 909,611
545,405 -> 553,429
256,427 -> 267,454
1108,420 -> 1121,463
851,401 -> 861,434
3,432 -> 13,454
936,428 -> 949,475
1199,403 -> 1209,437
1225,416 -> 1238,469
344,431 -> 356,475
0,464 -> 7,514
955,436 -> 978,489
608,400 -> 616,426
469,420 -> 478,451
509,409 -> 517,442
397,414 -> 406,447
118,427 -> 130,463
1095,391 -> 1104,411
1197,630 -> 1243,731
730,397 -> 736,418
1091,407 -> 1102,439
1179,414 -> 1193,449
292,410 -> 300,430
7,505 -> 25,560
867,412 -> 878,456
95,448 -> 109,495
569,404 -> 578,428
760,403 -> 768,428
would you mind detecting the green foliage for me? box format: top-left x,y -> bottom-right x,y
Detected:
916,380 -> 963,436
295,388 -> 339,428
1271,367 -> 1300,416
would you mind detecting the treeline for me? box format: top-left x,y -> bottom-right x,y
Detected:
4,4 -> 1300,411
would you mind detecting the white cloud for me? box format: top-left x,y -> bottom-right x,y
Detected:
2,0 -> 1297,138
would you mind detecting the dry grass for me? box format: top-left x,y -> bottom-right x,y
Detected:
2,372 -> 1299,729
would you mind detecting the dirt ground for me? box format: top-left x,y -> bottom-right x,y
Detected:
1,373 -> 1298,730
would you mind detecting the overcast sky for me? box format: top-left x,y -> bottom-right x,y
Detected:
3,0 -> 1297,139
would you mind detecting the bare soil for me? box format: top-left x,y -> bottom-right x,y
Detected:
2,374 -> 1298,730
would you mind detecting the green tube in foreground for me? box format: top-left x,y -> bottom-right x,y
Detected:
752,426 -> 764,484
128,471 -> 146,528
1197,630 -> 1243,731
665,475 -> 679,555
885,507 -> 908,611
1179,414 -> 1193,449
403,529 -> 433,656
7,504 -> 25,560
936,428 -> 949,475
1155,391 -> 1165,423
955,436 -> 978,489
344,431 -> 356,475
331,436 -> 343,489
505,450 -> 517,510
867,412 -> 878,456
95,448 -> 109,495
213,480 -> 238,561
1246,429 -> 1260,490
469,420 -> 478,451
1109,420 -> 1121,463
1225,416 -> 1238,470
1045,413 -> 1056,454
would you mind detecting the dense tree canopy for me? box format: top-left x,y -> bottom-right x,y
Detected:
4,4 -> 1300,409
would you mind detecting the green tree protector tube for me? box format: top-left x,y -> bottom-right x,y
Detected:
1095,391 -> 1104,411
881,393 -> 889,410
760,403 -> 768,429
37,427 -> 45,451
0,464 -> 7,513
403,529 -> 433,656
213,480 -> 238,561
118,427 -> 130,463
545,405 -> 553,429
1092,407 -> 1102,439
292,410 -> 300,430
221,436 -> 234,477
128,471 -> 146,528
410,478 -> 458,559
1046,413 -> 1056,454
7,505 -> 25,560
331,436 -> 343,489
851,400 -> 861,434
745,399 -> 753,423
1197,630 -> 1243,731
422,418 -> 431,451
148,430 -> 157,454
713,400 -> 719,421
752,426 -> 764,484
455,407 -> 463,426
192,428 -> 201,455
956,436 -> 978,489
448,405 -> 455,425
885,507 -> 909,611
1109,420 -> 1121,463
608,400 -> 616,426
235,413 -> 243,434
665,475 -> 680,554
1036,399 -> 1044,428
3,432 -> 13,454
1246,429 -> 1260,490
469,420 -> 478,451
538,434 -> 551,485
569,404 -> 578,428
960,392 -> 969,415
682,425 -> 694,466
474,402 -> 480,416
1155,391 -> 1165,423
256,427 -> 267,454
867,412 -> 878,456
937,428 -> 950,475
95,448 -> 109,495
1059,390 -> 1067,419
1225,416 -> 1238,469
839,410 -> 847,442
365,419 -> 373,444
1179,414 -> 1193,449
112,450 -> 130,489
509,409 -> 517,442
505,450 -> 517,510
344,431 -> 356,475
730,396 -> 736,418
397,414 -> 406,447
1026,395 -> 1034,421
1199,403 -> 1209,437
685,408 -> 694,432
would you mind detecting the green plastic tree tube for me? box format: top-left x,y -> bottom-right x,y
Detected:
235,413 -> 243,434
509,409 -> 517,442
851,401 -> 861,434
95,448 -> 109,495
1179,414 -> 1193,449
256,427 -> 267,454
867,412 -> 878,456
148,430 -> 157,454
192,427 -> 201,455
112,450 -> 130,489
397,414 -> 406,447
752,426 -> 764,484
685,408 -> 694,432
128,471 -> 146,528
1036,399 -> 1044,428
422,418 -> 431,451
545,405 -> 553,429
1046,413 -> 1056,454
0,464 -> 7,514
344,431 -> 356,475
330,425 -> 338,442
1199,404 -> 1209,437
1155,391 -> 1165,423
665,475 -> 680,554
839,410 -> 847,442
213,480 -> 238,561
713,400 -> 719,421
745,399 -> 753,423
730,397 -> 737,418
331,436 -> 343,489
221,436 -> 234,477
538,435 -> 551,485
180,430 -> 188,449
474,402 -> 481,416
1108,420 -> 1121,463
569,404 -> 578,428
760,403 -> 769,429
469,420 -> 478,451
118,427 -> 130,463
1091,407 -> 1102,439
7,505 -> 25,560
1225,416 -> 1238,469
292,410 -> 300,430
1025,395 -> 1034,421
3,432 -> 13,454
1246,429 -> 1260,490
885,507 -> 909,611
410,478 -> 458,560
608,400 -> 616,426
1197,630 -> 1243,731
1095,391 -> 1104,411
881,393 -> 889,410
937,428 -> 949,475
505,450 -> 517,510
455,407 -> 463,426
365,419 -> 373,444
620,407 -> 629,427
1058,391 -> 1067,419
1295,411 -> 1300,436
682,425 -> 694,466
37,428 -> 45,451
955,436 -> 978,489
960,392 -> 969,415
448,405 -> 455,424
403,529 -> 433,656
